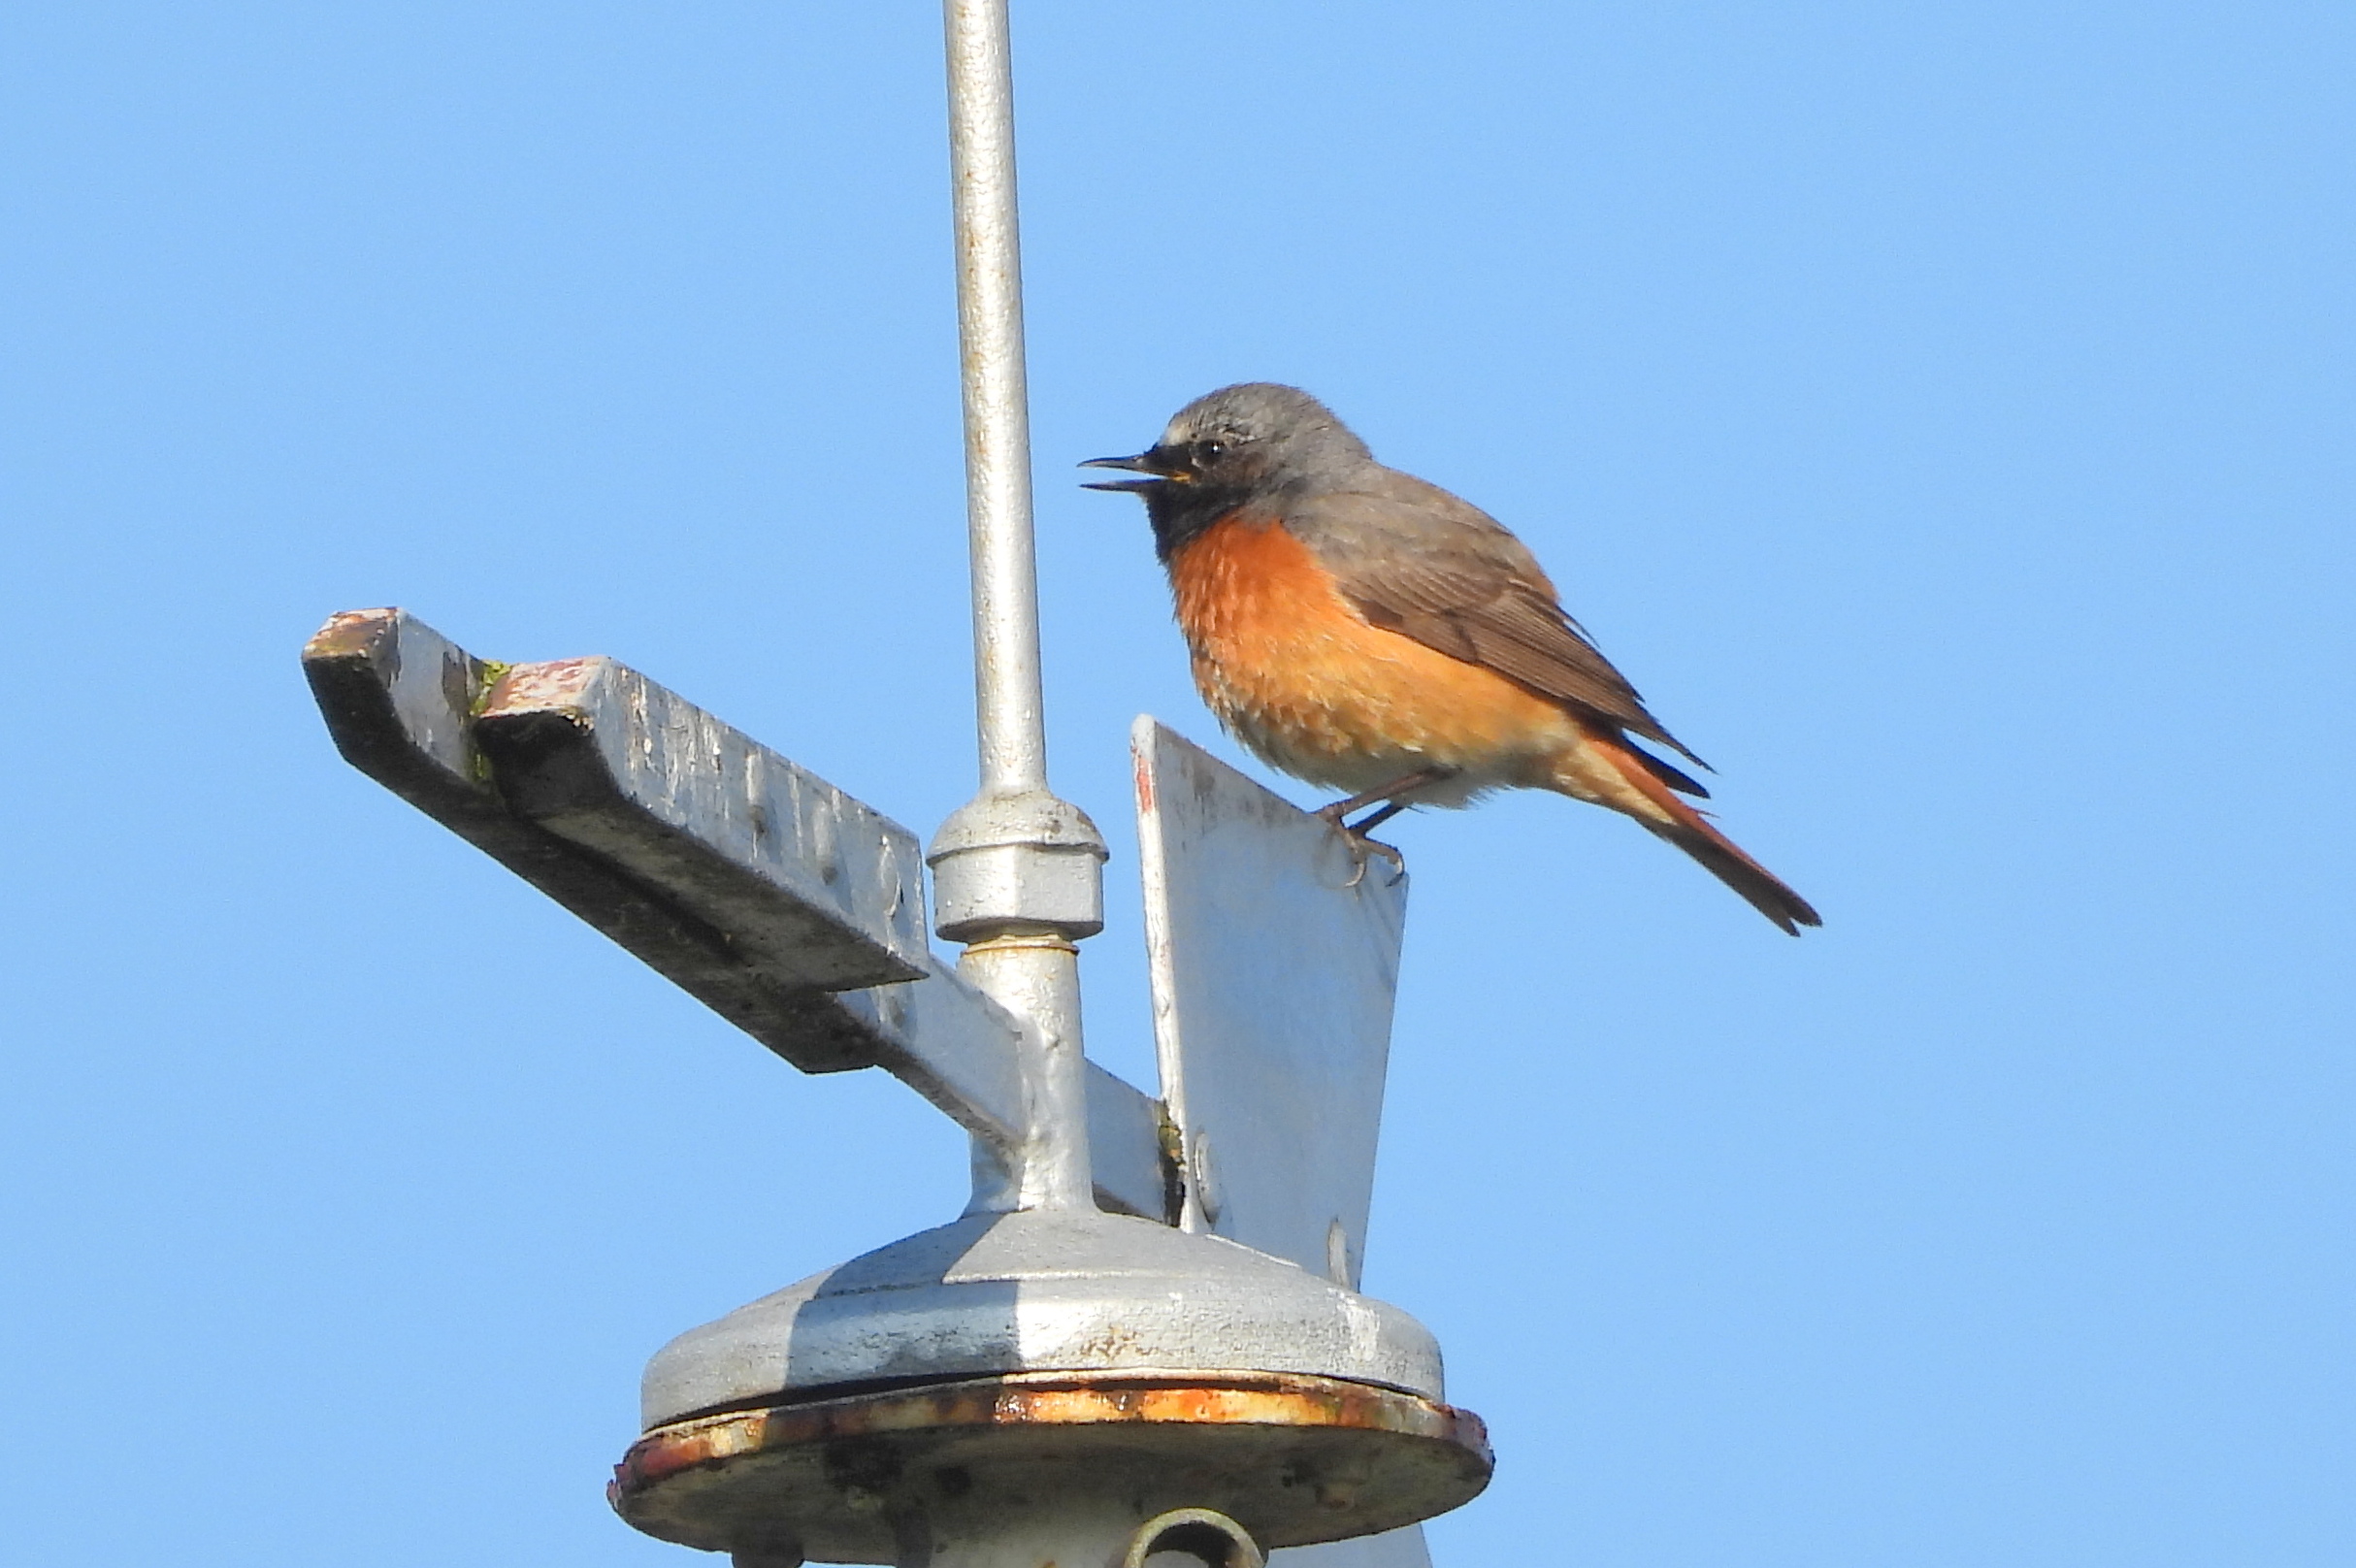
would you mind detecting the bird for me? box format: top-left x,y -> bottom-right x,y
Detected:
1082,381 -> 1821,934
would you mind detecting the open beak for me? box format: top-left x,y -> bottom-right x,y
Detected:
1080,448 -> 1186,492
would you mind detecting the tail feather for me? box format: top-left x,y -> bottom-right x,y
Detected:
1627,744 -> 1712,799
1586,736 -> 1822,935
1643,817 -> 1822,934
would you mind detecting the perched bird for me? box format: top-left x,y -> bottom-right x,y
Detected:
1084,381 -> 1820,933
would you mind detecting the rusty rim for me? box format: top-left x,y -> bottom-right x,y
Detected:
612,1370 -> 1490,1499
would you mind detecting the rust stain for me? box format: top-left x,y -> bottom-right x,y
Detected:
301,607 -> 400,662
481,657 -> 603,717
611,1370 -> 1491,1501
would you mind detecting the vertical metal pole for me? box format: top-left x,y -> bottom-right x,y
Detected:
928,0 -> 1106,1214
943,0 -> 1044,802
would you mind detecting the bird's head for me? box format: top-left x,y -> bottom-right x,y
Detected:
1082,383 -> 1372,554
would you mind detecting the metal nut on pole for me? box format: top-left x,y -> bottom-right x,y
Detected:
929,789 -> 1108,942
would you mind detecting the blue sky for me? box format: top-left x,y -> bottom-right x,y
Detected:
5,3 -> 2350,1564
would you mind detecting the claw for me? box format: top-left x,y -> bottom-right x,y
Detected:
1332,822 -> 1404,888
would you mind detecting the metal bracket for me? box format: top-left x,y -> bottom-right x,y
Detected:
302,607 -> 1167,1220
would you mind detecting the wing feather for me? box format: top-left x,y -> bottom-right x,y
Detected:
1290,475 -> 1712,776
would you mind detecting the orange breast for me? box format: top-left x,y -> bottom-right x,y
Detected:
1164,513 -> 1581,788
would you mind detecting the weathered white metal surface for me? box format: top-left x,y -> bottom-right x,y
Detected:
477,656 -> 932,991
305,609 -> 882,1069
470,656 -> 1041,1167
1087,1057 -> 1176,1223
928,807 -> 1107,942
301,608 -> 1170,1220
949,932 -> 1096,1215
1133,719 -> 1409,1286
1133,719 -> 1431,1568
940,0 -> 1042,804
639,1209 -> 1446,1427
927,0 -> 1106,1217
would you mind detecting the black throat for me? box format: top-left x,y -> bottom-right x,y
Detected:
1143,481 -> 1252,564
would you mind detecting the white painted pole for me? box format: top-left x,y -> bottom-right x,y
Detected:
928,0 -> 1105,1215
943,0 -> 1046,800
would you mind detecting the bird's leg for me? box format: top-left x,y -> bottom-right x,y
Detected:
1315,768 -> 1452,885
1313,767 -> 1452,827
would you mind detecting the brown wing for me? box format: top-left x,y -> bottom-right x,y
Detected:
1289,475 -> 1713,781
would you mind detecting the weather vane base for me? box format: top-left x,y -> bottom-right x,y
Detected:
612,1369 -> 1489,1564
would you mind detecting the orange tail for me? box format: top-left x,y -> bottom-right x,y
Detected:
1585,736 -> 1823,935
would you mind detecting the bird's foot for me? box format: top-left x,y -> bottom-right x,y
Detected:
1333,822 -> 1405,888
1314,775 -> 1434,885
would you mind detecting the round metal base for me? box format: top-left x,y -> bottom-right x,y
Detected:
640,1210 -> 1445,1426
610,1370 -> 1491,1564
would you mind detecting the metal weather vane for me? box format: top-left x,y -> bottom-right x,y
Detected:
304,5 -> 1486,1565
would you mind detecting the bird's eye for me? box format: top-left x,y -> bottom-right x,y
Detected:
1197,440 -> 1226,462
